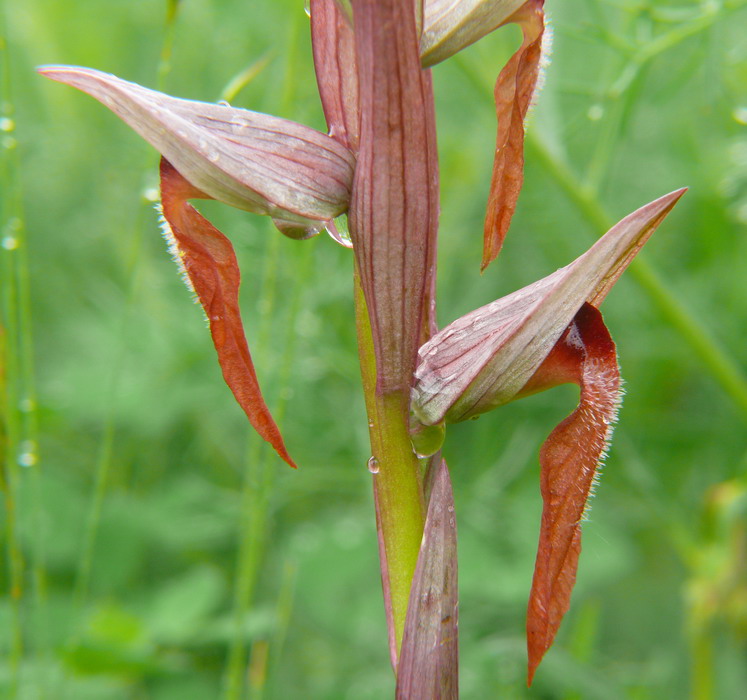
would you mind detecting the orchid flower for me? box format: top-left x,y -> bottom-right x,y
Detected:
410,188 -> 686,681
40,0 -> 685,692
39,65 -> 357,469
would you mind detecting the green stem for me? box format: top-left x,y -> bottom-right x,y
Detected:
1,7 -> 29,693
690,623 -> 715,700
354,269 -> 425,656
526,132 -> 747,421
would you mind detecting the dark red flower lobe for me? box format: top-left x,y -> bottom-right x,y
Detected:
521,302 -> 620,684
159,158 -> 296,469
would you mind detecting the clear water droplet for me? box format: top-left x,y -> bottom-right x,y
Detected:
218,99 -> 231,107
142,187 -> 160,203
732,106 -> 747,125
367,456 -> 380,474
410,420 -> 445,458
17,440 -> 37,467
304,0 -> 311,17
208,151 -> 220,163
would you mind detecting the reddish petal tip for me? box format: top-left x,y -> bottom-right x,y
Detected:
527,660 -> 538,687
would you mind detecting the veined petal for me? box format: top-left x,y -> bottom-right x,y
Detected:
482,0 -> 545,270
396,458 -> 459,699
39,65 -> 355,226
523,303 -> 620,685
411,188 -> 685,425
310,0 -> 360,151
349,0 -> 440,395
159,158 -> 296,469
420,0 -> 527,67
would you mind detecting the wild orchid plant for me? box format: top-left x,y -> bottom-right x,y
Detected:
40,0 -> 684,694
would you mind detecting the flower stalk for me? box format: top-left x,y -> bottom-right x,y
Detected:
40,0 -> 687,693
355,268 -> 426,657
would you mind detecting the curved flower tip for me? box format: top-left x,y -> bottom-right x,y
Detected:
524,303 -> 620,684
159,158 -> 297,469
420,0 -> 528,67
412,188 -> 685,427
38,65 -> 355,229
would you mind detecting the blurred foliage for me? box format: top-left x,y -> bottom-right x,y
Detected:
2,0 -> 747,697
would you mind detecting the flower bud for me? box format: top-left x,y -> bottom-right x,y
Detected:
39,66 -> 355,227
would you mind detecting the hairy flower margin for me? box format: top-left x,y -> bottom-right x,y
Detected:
40,0 -> 685,689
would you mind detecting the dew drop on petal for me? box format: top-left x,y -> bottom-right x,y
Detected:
367,456 -> 380,474
142,187 -> 160,203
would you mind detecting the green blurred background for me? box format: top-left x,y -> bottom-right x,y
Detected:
2,0 -> 747,697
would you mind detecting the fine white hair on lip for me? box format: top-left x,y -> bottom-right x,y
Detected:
579,359 -> 624,522
156,202 -> 210,326
525,10 -> 553,126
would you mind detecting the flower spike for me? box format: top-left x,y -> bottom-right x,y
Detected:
159,158 -> 296,469
38,66 -> 355,230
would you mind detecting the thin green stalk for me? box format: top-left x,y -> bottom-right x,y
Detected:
67,187 -> 154,699
157,0 -> 181,87
584,0 -> 742,192
1,6 -> 32,693
68,1 -> 180,676
354,269 -> 425,656
526,132 -> 747,421
223,230 -> 282,700
223,437 -> 271,700
369,392 -> 426,654
224,13 -> 308,693
690,624 -> 715,700
258,560 -> 297,700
